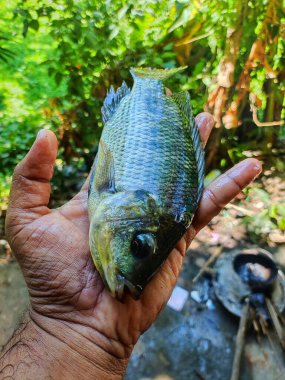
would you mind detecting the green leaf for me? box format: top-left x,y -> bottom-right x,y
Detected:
109,26 -> 120,40
22,19 -> 29,37
55,72 -> 63,85
278,218 -> 285,231
29,19 -> 40,31
168,6 -> 192,33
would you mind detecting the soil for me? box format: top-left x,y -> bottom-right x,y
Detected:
0,261 -> 28,350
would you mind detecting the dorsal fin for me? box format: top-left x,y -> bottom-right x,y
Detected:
130,66 -> 187,81
172,92 -> 192,120
172,91 -> 205,203
101,81 -> 130,124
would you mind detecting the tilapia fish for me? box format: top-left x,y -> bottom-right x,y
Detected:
88,67 -> 204,300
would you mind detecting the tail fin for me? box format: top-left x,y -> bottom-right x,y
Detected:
130,66 -> 187,81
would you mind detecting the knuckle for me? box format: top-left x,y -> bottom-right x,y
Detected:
204,187 -> 224,209
225,172 -> 243,192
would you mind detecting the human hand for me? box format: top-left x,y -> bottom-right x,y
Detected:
1,113 -> 261,379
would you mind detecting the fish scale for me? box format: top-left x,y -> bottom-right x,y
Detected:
101,77 -> 198,215
88,67 -> 204,299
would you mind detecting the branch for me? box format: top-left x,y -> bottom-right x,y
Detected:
250,94 -> 285,127
175,31 -> 213,46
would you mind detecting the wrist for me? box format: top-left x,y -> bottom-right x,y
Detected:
30,310 -> 129,379
1,311 -> 129,380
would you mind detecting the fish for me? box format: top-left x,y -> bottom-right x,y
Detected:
88,67 -> 204,300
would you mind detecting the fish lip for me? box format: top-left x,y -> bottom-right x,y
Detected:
115,273 -> 143,301
115,274 -> 125,300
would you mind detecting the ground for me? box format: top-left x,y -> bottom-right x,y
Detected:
0,261 -> 28,350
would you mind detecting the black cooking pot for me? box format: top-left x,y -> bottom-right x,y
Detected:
233,253 -> 278,294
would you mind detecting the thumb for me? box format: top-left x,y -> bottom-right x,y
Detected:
7,130 -> 58,224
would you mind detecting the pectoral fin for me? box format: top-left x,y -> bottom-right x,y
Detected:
88,155 -> 98,198
94,140 -> 116,194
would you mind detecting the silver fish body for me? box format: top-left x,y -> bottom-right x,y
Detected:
88,67 -> 204,299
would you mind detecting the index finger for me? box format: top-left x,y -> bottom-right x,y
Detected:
195,112 -> 214,147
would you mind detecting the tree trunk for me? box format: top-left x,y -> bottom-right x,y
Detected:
205,2 -> 248,127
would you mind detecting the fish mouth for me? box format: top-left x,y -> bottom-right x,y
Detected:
101,262 -> 143,300
115,273 -> 143,301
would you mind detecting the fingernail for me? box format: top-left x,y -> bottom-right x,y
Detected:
36,129 -> 46,140
253,162 -> 262,179
195,113 -> 205,125
205,119 -> 213,134
253,162 -> 262,172
196,113 -> 214,127
200,115 -> 209,128
230,159 -> 259,178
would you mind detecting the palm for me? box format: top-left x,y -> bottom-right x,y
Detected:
8,179 -> 177,347
6,114 -> 261,350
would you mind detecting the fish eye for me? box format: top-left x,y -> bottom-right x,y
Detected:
131,233 -> 156,259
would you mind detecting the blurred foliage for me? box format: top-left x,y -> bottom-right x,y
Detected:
0,0 -> 284,238
243,187 -> 285,243
0,174 -> 10,209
